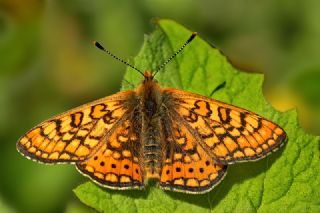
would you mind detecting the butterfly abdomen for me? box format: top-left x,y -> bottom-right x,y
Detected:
143,119 -> 162,178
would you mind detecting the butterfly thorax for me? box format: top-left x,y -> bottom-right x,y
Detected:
137,73 -> 161,118
137,71 -> 163,179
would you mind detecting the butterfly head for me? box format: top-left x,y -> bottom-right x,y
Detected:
137,70 -> 161,98
143,70 -> 154,81
140,70 -> 159,90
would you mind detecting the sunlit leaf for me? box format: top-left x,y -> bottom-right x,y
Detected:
74,19 -> 320,213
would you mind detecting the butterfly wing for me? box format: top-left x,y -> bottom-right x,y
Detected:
17,91 -> 134,164
163,89 -> 287,164
76,107 -> 145,189
158,107 -> 227,194
17,90 -> 145,189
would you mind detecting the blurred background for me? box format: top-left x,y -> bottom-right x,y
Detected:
0,0 -> 319,212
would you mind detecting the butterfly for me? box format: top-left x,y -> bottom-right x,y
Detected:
17,32 -> 287,194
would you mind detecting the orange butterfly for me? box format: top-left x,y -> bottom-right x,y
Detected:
17,33 -> 287,194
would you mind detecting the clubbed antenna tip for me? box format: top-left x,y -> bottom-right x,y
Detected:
188,32 -> 198,43
93,41 -> 105,51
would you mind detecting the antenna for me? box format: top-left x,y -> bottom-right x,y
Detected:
153,32 -> 197,77
93,41 -> 144,76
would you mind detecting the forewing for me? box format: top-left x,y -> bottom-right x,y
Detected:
17,91 -> 134,164
164,89 -> 287,164
76,107 -> 145,189
159,108 -> 227,194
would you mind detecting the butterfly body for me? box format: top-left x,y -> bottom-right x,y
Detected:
137,72 -> 162,179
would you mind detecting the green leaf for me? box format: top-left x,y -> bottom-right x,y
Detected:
74,19 -> 320,213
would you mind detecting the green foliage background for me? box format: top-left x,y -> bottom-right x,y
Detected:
0,1 -> 319,213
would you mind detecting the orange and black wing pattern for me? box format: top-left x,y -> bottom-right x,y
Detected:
76,108 -> 144,189
164,88 -> 287,165
159,107 -> 227,194
17,90 -> 145,189
17,91 -> 133,164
